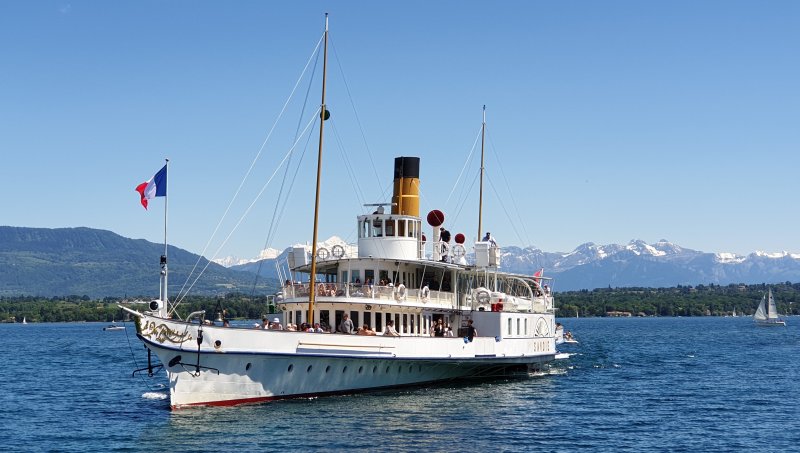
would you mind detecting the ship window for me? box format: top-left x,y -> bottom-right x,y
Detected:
351,270 -> 361,283
335,310 -> 345,330
398,218 -> 406,236
364,312 -> 372,329
402,314 -> 408,333
385,219 -> 395,236
375,311 -> 383,332
373,218 -> 383,237
507,318 -> 512,335
341,271 -> 348,284
361,218 -> 369,238
516,318 -> 520,335
395,314 -> 401,333
295,310 -> 302,325
350,311 -> 359,328
524,318 -> 528,335
320,310 -> 331,331
365,269 -> 375,286
385,313 -> 392,329
408,220 -> 416,238
409,315 -> 415,335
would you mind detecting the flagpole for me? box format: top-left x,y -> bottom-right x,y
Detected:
162,158 -> 169,306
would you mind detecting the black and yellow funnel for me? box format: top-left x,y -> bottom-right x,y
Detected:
391,156 -> 420,217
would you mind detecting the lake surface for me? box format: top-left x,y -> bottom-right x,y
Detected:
2,317 -> 798,451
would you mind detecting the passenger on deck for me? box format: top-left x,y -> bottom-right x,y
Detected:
338,313 -> 354,334
433,319 -> 445,337
482,232 -> 497,247
313,323 -> 325,333
271,317 -> 283,330
383,319 -> 400,336
261,318 -> 269,329
357,324 -> 376,336
466,319 -> 477,342
444,324 -> 454,337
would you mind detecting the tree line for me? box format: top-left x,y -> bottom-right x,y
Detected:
2,282 -> 799,322
556,282 -> 800,317
0,293 -> 278,323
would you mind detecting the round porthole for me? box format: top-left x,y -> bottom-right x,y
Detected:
214,340 -> 222,349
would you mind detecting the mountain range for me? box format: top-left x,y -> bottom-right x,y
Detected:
0,226 -> 273,298
222,237 -> 800,291
2,226 -> 798,297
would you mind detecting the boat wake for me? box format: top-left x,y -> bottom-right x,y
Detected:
142,392 -> 168,400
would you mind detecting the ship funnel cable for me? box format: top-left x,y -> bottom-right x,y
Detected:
173,109 -> 322,309
487,132 -> 532,247
444,125 -> 483,206
485,173 -> 525,247
330,38 -> 385,199
172,35 -> 324,306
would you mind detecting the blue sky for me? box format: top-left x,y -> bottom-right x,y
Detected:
1,1 -> 798,261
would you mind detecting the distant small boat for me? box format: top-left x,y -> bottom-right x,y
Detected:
753,289 -> 786,327
22,317 -> 27,324
103,322 -> 125,331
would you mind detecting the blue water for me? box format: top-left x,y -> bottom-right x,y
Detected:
2,317 -> 798,451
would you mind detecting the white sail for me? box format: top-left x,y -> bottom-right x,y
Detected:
753,294 -> 768,321
767,289 -> 779,320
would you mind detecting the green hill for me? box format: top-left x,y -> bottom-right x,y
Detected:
0,226 -> 274,297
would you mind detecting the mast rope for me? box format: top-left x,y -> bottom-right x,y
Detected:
251,42 -> 323,297
172,32 -> 325,307
172,108 -> 322,310
331,37 -> 386,200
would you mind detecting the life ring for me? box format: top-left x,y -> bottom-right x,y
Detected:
316,247 -> 329,260
395,284 -> 407,301
452,244 -> 466,258
474,287 -> 491,305
331,244 -> 345,258
420,285 -> 430,301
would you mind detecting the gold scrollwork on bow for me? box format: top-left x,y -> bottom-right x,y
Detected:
140,321 -> 193,344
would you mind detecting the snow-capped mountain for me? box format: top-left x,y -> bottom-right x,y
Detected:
221,237 -> 800,291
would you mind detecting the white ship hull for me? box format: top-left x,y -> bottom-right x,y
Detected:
132,313 -> 556,409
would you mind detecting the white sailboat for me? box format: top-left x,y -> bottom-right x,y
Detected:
121,15 -> 560,409
22,317 -> 27,324
753,288 -> 786,327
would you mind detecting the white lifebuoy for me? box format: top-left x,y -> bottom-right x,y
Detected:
474,287 -> 491,305
420,285 -> 430,301
395,284 -> 407,301
316,247 -> 330,260
452,244 -> 466,257
331,244 -> 345,258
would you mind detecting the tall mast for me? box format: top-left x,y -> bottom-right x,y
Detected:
477,105 -> 486,242
308,14 -> 329,325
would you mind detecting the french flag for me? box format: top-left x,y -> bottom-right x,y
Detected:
135,164 -> 167,210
